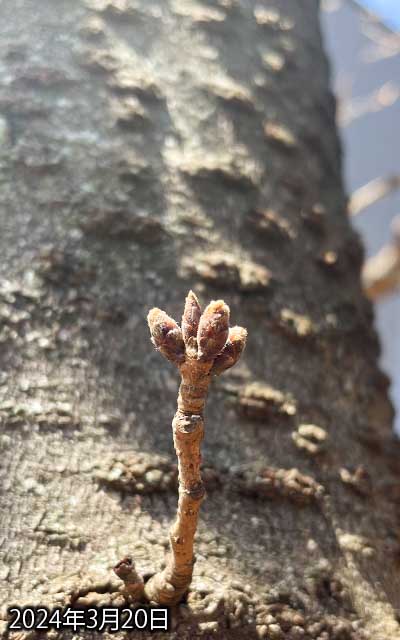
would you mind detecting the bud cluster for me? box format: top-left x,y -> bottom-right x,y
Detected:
147,290 -> 247,374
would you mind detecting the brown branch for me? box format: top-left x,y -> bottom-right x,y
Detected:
348,175 -> 400,216
115,291 -> 247,606
362,217 -> 400,300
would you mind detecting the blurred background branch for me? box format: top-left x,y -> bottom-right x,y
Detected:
362,216 -> 400,299
349,174 -> 400,215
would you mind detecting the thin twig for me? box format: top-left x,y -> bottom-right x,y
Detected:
114,291 -> 247,606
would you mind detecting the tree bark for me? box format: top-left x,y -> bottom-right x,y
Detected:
0,1 -> 400,639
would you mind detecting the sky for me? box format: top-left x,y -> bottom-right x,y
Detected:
321,1 -> 400,431
358,0 -> 400,30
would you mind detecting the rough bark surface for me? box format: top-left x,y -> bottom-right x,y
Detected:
0,1 -> 400,639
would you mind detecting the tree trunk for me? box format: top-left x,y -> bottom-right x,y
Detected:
0,1 -> 400,638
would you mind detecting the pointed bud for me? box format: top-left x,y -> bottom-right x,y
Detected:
147,308 -> 185,364
182,290 -> 202,345
197,300 -> 230,362
211,326 -> 247,375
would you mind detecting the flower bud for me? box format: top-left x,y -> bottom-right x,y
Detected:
197,300 -> 230,362
147,308 -> 185,364
182,290 -> 202,345
211,326 -> 247,375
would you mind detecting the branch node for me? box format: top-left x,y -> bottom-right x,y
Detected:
113,556 -> 144,602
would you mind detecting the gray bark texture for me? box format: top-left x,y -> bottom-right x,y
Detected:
0,0 -> 400,638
